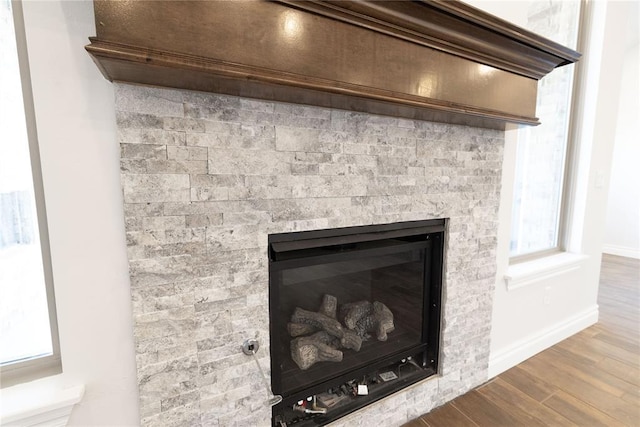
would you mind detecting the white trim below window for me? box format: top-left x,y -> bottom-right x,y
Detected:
0,376 -> 84,427
504,252 -> 589,291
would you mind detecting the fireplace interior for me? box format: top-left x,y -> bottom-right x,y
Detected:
269,219 -> 445,426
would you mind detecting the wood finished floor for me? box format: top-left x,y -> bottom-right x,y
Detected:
405,254 -> 640,427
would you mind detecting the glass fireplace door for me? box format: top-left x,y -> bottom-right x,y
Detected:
268,220 -> 444,398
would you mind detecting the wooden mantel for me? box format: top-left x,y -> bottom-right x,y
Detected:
86,0 -> 580,129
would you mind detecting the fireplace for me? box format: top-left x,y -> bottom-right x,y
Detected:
269,220 -> 445,425
113,82 -> 507,425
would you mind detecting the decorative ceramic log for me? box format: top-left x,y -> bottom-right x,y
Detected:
319,294 -> 338,319
312,330 -> 341,348
372,301 -> 395,341
291,307 -> 362,351
339,330 -> 362,351
340,301 -> 372,329
291,332 -> 343,370
342,301 -> 395,341
287,322 -> 318,337
291,307 -> 344,337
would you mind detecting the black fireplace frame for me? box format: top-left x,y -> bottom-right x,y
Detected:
268,219 -> 446,425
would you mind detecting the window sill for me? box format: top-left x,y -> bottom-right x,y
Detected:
505,252 -> 589,291
0,375 -> 84,427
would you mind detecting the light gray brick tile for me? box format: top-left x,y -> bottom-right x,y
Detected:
185,213 -> 223,228
167,146 -> 208,161
275,127 -> 342,153
291,175 -> 369,198
141,403 -> 201,427
121,144 -> 167,160
318,163 -> 347,175
222,211 -> 271,226
184,102 -> 240,122
116,111 -> 164,130
190,187 -> 229,202
183,91 -> 240,108
205,225 -> 262,251
132,289 -> 194,315
129,255 -> 197,287
274,102 -> 331,119
144,242 -> 207,258
115,83 -> 184,117
141,160 -> 196,179
291,163 -> 319,175
240,98 -> 275,113
160,390 -> 199,412
191,174 -> 245,187
142,216 -> 186,230
125,216 -> 143,231
127,245 -> 145,260
208,148 -> 292,175
294,152 -> 333,163
163,117 -> 206,132
124,202 -> 165,218
331,153 -> 377,166
118,128 -> 186,146
123,174 -> 190,203
343,142 -> 370,155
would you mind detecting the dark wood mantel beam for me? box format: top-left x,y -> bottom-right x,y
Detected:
86,0 -> 580,130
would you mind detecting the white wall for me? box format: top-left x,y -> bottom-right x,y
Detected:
467,0 -> 633,376
21,1 -> 139,424
604,3 -> 640,259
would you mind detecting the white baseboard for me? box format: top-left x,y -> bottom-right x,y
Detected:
603,244 -> 640,259
487,306 -> 599,379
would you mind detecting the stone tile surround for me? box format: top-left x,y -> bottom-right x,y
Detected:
115,83 -> 504,427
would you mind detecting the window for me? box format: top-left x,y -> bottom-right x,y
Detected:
510,0 -> 583,259
0,0 -> 61,386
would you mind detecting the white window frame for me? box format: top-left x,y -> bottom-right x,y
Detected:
0,0 -> 61,388
510,0 -> 586,264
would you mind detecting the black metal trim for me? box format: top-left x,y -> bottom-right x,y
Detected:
270,240 -> 431,271
271,224 -> 445,255
268,218 -> 446,424
268,219 -> 445,245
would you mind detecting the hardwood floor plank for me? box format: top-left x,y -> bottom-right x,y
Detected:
553,333 -> 607,364
548,338 -> 606,366
538,347 -> 639,398
521,347 -> 640,425
593,330 -> 640,354
599,356 -> 640,387
592,322 -> 640,344
596,317 -> 640,339
547,348 -> 640,398
598,292 -> 640,307
622,392 -> 640,407
590,322 -> 640,345
499,365 -> 557,402
543,390 -> 627,427
477,378 -> 575,426
598,307 -> 640,325
559,332 -> 638,366
416,403 -> 477,427
451,390 -> 524,426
